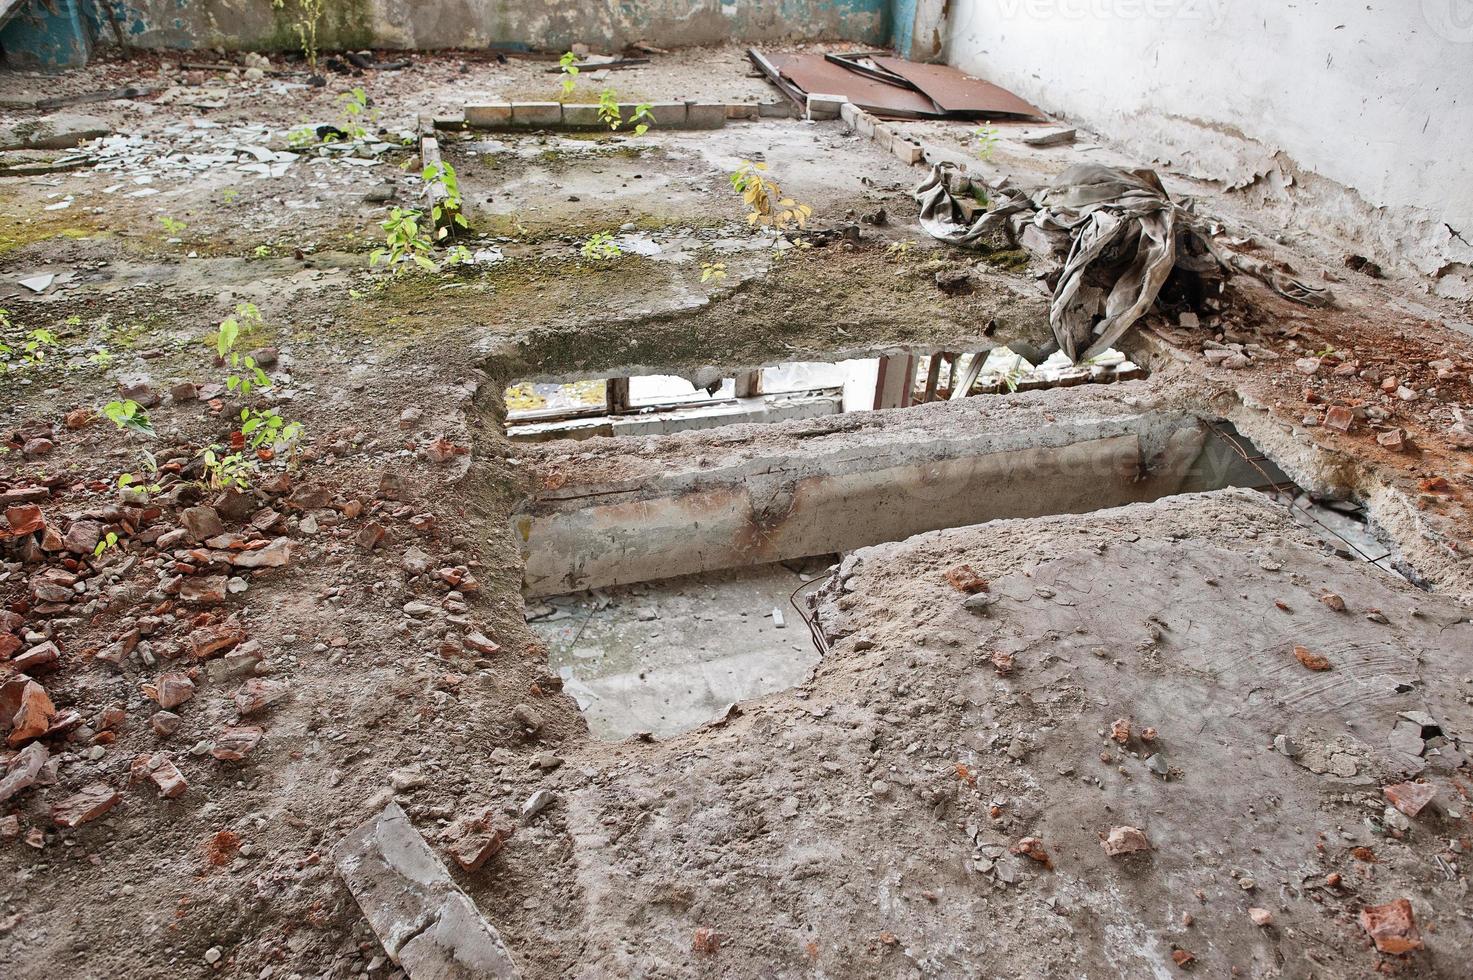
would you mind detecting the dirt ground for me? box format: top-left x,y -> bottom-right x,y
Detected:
1,43 -> 1471,980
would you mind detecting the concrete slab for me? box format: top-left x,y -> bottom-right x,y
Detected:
555,490 -> 1473,977
532,562 -> 825,739
334,803 -> 520,978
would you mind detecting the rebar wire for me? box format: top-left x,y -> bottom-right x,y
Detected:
789,571 -> 831,657
1204,420 -> 1395,568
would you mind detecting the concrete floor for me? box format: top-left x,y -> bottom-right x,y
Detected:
530,560 -> 828,738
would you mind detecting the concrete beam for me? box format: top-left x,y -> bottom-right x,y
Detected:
514,395 -> 1211,596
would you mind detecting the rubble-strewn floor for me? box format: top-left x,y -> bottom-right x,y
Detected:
1,45 -> 1471,980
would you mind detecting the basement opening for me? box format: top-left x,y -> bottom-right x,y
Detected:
503,345 -> 1144,442
510,364 -> 1409,741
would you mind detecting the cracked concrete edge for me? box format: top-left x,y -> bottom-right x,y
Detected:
333,802 -> 521,979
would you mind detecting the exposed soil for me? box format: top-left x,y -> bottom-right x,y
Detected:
1,44 -> 1471,980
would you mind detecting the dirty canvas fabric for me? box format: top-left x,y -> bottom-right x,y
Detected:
915,163 -> 1330,362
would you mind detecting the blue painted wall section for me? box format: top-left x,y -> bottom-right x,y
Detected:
0,0 -> 99,69
2,1 -> 913,68
891,0 -> 915,56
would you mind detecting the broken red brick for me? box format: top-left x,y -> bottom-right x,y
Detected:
1320,592 -> 1346,612
691,927 -> 721,955
1293,645 -> 1332,671
44,708 -> 81,739
1171,948 -> 1194,968
234,679 -> 289,716
441,806 -> 515,871
438,566 -> 480,593
184,619 -> 247,660
9,640 -> 60,674
149,672 -> 196,710
130,752 -> 188,799
944,564 -> 989,594
7,680 -> 56,747
1100,825 -> 1151,857
0,634 -> 20,660
424,436 -> 462,464
203,829 -> 241,866
231,537 -> 292,569
1248,907 -> 1273,927
1382,781 -> 1436,818
1010,836 -> 1053,869
1419,476 -> 1453,495
0,741 -> 48,805
1324,405 -> 1354,432
464,632 -> 501,655
3,504 -> 45,537
990,650 -> 1014,675
95,706 -> 127,731
1359,898 -> 1423,954
1110,718 -> 1131,744
1376,428 -> 1405,451
1140,727 -> 1158,743
211,725 -> 263,761
64,408 -> 94,430
179,574 -> 228,606
51,782 -> 123,828
355,521 -> 387,551
151,711 -> 182,737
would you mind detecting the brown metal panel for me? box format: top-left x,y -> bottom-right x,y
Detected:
872,58 -> 1045,120
765,52 -> 942,118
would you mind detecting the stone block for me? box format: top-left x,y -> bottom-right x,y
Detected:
642,102 -> 687,130
758,100 -> 795,118
509,102 -> 561,128
893,139 -> 924,165
806,93 -> 848,120
560,103 -> 602,128
683,102 -> 727,129
840,101 -> 861,128
725,103 -> 759,119
463,104 -> 511,129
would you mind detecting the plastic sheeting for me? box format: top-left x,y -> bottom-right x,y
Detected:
915,163 -> 1330,363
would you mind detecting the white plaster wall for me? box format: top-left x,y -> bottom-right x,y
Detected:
943,0 -> 1473,283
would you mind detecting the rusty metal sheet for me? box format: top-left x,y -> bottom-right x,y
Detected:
872,58 -> 1044,120
765,52 -> 941,119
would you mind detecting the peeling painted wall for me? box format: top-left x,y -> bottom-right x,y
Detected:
108,0 -> 890,51
943,1 -> 1473,292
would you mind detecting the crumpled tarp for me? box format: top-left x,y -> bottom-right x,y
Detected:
915,162 -> 1330,363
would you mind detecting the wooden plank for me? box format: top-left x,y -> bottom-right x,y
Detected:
922,353 -> 945,403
